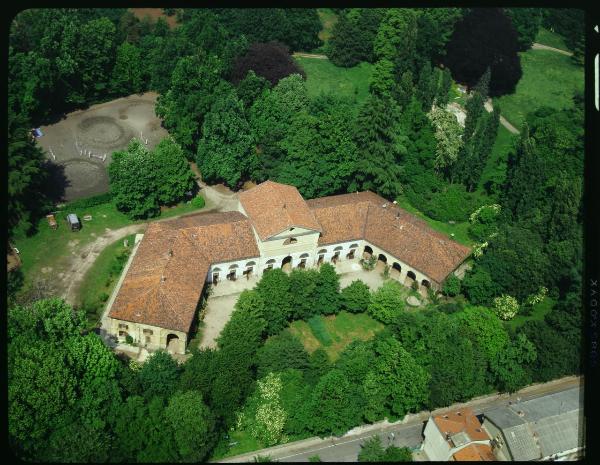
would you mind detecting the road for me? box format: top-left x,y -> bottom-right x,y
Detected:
216,375 -> 582,463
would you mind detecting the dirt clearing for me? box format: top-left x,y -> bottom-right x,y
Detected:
36,92 -> 170,201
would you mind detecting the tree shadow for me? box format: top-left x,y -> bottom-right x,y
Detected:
41,160 -> 70,204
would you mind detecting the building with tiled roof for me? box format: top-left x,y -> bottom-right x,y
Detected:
422,408 -> 493,461
107,181 -> 471,354
483,386 -> 584,461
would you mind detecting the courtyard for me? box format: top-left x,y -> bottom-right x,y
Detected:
197,254 -> 425,350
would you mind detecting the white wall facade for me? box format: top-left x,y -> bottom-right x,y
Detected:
422,417 -> 452,461
361,241 -> 440,291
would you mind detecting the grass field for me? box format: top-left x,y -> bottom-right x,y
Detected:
493,49 -> 583,130
394,196 -> 474,247
505,297 -> 555,331
76,234 -> 136,328
477,124 -> 519,195
294,57 -> 373,104
535,27 -> 570,52
288,311 -> 384,361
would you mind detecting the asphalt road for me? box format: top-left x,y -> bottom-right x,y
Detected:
216,375 -> 582,463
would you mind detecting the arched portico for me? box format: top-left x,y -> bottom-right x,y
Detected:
346,243 -> 358,260
227,264 -> 238,281
317,249 -> 327,266
332,246 -> 343,264
391,262 -> 402,279
406,270 -> 417,287
281,255 -> 293,272
298,253 -> 309,268
363,245 -> 373,260
166,333 -> 180,353
244,261 -> 256,279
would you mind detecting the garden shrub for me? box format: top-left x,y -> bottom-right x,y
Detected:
192,195 -> 205,208
423,184 -> 482,222
442,274 -> 461,297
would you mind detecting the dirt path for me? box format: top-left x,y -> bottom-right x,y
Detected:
532,42 -> 573,56
62,224 -> 146,305
484,99 -> 520,134
293,52 -> 328,59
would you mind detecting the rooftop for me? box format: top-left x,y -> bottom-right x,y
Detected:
433,408 -> 490,445
452,443 -> 495,461
108,211 -> 259,333
307,191 -> 471,283
239,180 -> 322,240
484,386 -> 584,461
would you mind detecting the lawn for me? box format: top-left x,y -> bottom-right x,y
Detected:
505,297 -> 555,331
394,196 -> 474,247
493,49 -> 583,130
287,311 -> 384,361
210,430 -> 264,461
535,27 -> 570,52
477,124 -> 519,195
75,233 -> 136,328
294,56 -> 373,105
12,197 -> 205,302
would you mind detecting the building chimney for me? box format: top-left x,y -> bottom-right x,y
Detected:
168,249 -> 173,257
161,275 -> 166,283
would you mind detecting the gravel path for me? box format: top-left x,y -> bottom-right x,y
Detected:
484,99 -> 520,134
293,52 -> 328,59
532,42 -> 573,56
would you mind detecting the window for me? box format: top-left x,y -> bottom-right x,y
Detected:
283,237 -> 298,245
118,323 -> 128,330
118,331 -> 126,337
143,329 -> 153,335
145,336 -> 152,344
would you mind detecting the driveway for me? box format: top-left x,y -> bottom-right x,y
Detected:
199,294 -> 241,349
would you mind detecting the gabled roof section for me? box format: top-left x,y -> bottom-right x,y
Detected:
239,180 -> 322,240
307,191 -> 472,283
108,211 -> 260,333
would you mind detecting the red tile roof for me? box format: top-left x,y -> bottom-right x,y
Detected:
453,444 -> 495,461
308,191 -> 471,283
434,408 -> 491,443
109,184 -> 471,335
239,180 -> 322,240
108,211 -> 259,333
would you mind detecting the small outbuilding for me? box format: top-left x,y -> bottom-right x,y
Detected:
66,213 -> 81,231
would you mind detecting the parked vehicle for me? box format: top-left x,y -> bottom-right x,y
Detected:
66,213 -> 81,231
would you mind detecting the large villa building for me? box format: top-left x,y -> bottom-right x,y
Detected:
106,181 -> 471,354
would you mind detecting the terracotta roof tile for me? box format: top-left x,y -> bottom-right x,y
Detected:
307,191 -> 471,283
452,444 -> 495,461
434,408 -> 491,443
108,212 -> 259,333
239,180 -> 322,240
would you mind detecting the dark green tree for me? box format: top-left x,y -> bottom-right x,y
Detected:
138,350 -> 180,400
504,8 -> 543,51
196,91 -> 257,189
353,95 -> 406,198
110,41 -> 144,96
341,280 -> 372,313
155,52 -> 228,157
256,332 -> 310,378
